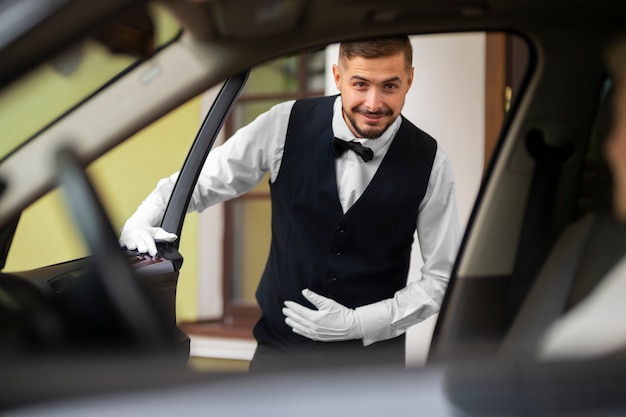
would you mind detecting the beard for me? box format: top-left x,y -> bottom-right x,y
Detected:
343,106 -> 395,139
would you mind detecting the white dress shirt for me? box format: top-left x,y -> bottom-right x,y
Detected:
141,96 -> 462,346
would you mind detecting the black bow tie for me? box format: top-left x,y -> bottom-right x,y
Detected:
331,137 -> 374,162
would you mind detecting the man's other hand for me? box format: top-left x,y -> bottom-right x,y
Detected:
283,289 -> 364,342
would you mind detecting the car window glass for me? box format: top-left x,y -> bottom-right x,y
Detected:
3,32 -> 531,369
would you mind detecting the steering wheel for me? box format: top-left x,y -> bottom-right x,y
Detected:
55,147 -> 175,350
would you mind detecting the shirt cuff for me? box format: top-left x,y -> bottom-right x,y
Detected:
355,301 -> 393,346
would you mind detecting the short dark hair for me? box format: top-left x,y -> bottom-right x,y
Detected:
339,36 -> 413,70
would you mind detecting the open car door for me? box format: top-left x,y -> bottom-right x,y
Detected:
0,70 -> 249,356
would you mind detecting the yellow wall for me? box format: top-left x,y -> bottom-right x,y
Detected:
5,97 -> 203,322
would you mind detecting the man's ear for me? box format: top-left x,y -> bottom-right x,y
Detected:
332,64 -> 341,91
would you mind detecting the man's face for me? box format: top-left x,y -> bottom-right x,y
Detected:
605,80 -> 626,221
333,52 -> 414,139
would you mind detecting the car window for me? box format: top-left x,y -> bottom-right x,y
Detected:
0,4 -> 181,162
185,32 -> 532,369
3,30 -> 531,369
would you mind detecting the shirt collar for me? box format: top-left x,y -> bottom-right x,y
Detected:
331,95 -> 402,154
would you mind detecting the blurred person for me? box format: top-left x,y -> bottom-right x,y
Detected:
539,37 -> 626,359
119,36 -> 461,371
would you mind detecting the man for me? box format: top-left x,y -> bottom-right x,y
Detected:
119,36 -> 461,371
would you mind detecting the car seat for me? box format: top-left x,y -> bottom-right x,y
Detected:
497,79 -> 626,359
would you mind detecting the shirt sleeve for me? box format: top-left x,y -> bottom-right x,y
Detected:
140,100 -> 294,218
355,146 -> 462,346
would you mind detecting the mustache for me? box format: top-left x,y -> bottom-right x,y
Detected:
353,107 -> 392,117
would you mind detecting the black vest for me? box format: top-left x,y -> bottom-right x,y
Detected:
253,95 -> 437,357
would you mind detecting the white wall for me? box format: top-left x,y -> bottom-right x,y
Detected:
326,33 -> 485,366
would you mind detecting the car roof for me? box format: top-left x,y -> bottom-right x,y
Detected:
2,0 -> 624,88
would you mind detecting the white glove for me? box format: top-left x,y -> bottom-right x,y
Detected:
119,220 -> 177,257
119,201 -> 178,257
283,289 -> 364,342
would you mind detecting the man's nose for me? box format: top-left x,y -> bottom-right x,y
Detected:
364,89 -> 383,111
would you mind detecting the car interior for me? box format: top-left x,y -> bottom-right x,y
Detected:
2,0 -> 626,415
431,74 -> 619,361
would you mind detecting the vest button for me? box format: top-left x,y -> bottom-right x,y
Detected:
329,272 -> 338,281
333,247 -> 342,256
335,225 -> 345,234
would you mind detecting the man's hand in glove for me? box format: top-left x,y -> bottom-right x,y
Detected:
119,219 -> 178,257
283,289 -> 364,342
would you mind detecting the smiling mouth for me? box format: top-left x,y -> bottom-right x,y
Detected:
357,109 -> 391,123
361,112 -> 387,124
343,106 -> 394,138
